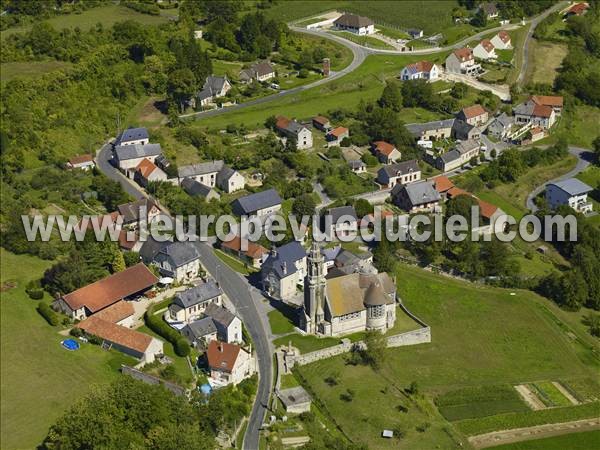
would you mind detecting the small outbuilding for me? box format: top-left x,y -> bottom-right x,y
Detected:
278,386 -> 312,414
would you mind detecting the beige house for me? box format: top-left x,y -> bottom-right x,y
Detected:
457,104 -> 488,126
372,141 -> 401,164
67,154 -> 95,170
178,160 -> 245,193
276,116 -> 313,149
261,241 -> 307,301
333,13 -> 375,35
376,159 -> 421,188
445,48 -> 481,75
302,243 -> 397,337
134,158 -> 168,187
473,39 -> 497,60
168,280 -> 223,324
278,386 -> 312,414
115,143 -> 163,178
491,31 -> 512,49
391,180 -> 441,213
207,340 -> 254,386
153,241 -> 202,283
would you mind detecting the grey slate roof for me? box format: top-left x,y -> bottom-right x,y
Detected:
379,159 -> 420,178
181,178 -> 220,198
406,119 -> 455,137
118,127 -> 149,144
549,178 -> 593,196
157,241 -> 201,268
278,386 -> 311,408
184,317 -> 217,339
140,236 -> 170,264
334,13 -> 374,28
216,166 -> 237,184
456,139 -> 480,154
328,205 -> 358,223
452,120 -> 476,139
231,188 -> 282,215
204,303 -> 237,327
197,76 -> 228,101
117,198 -> 158,223
513,102 -> 535,116
178,160 -> 224,178
174,280 -> 222,308
262,241 -> 306,278
494,112 -> 513,128
115,143 -> 162,161
440,149 -> 461,164
399,180 -> 441,206
348,160 -> 366,170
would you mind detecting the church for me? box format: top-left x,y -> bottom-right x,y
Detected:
301,243 -> 397,336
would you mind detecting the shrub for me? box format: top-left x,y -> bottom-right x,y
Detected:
37,302 -> 59,326
27,288 -> 44,300
144,309 -> 190,357
70,327 -> 83,337
298,68 -> 309,78
174,338 -> 191,357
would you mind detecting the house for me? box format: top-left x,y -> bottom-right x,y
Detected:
564,2 -> 589,18
457,104 -> 489,126
480,2 -> 499,19
326,205 -> 358,238
54,263 -> 157,321
196,75 -> 231,107
446,187 -> 506,234
206,340 -> 254,387
221,235 -> 268,269
204,303 -> 243,343
513,100 -> 556,129
491,31 -> 512,49
181,178 -> 221,201
326,126 -> 349,146
77,316 -> 164,364
118,198 -> 162,227
134,158 -> 168,187
348,160 -> 367,174
302,243 -> 397,336
407,28 -> 424,39
473,39 -> 497,60
432,175 -> 455,201
178,160 -> 245,193
452,119 -> 481,141
239,61 -> 276,83
392,180 -> 441,213
153,241 -> 202,282
278,386 -> 312,414
275,116 -> 313,149
168,280 -> 223,323
115,143 -> 163,178
400,61 -> 440,81
231,188 -> 282,219
531,95 -> 563,115
92,300 -> 136,328
67,154 -> 95,170
261,241 -> 307,301
487,113 -> 514,139
529,126 -> 546,143
372,141 -> 401,164
445,48 -> 481,75
406,118 -> 455,140
546,178 -> 593,213
333,13 -> 375,35
116,127 -> 149,146
324,246 -> 375,277
435,139 -> 481,172
376,159 -> 421,188
312,116 -> 331,132
181,317 -> 218,348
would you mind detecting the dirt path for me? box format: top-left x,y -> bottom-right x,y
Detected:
515,384 -> 546,410
469,418 -> 600,449
553,381 -> 580,405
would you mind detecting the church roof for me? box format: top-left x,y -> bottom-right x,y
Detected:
325,272 -> 395,317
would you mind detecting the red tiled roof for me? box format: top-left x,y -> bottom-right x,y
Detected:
313,116 -> 330,126
329,126 -> 349,138
68,154 -> 94,165
76,211 -> 121,232
373,141 -> 397,156
497,31 -> 511,43
532,103 -> 553,118
207,340 -> 241,373
447,186 -> 469,198
531,126 -> 544,135
77,316 -> 154,354
62,264 -> 157,313
136,158 -> 159,179
433,176 -> 455,193
477,198 -> 498,219
406,60 -> 435,73
568,3 -> 589,15
276,116 -> 291,130
480,39 -> 495,52
531,95 -> 563,108
93,300 -> 135,324
222,235 -> 268,259
453,48 -> 473,62
118,230 -> 138,250
461,104 -> 487,120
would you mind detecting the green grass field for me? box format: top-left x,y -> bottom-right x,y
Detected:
268,308 -> 297,335
294,263 -> 599,448
0,61 -> 72,85
487,430 -> 600,450
1,4 -> 170,39
525,39 -> 568,85
215,249 -> 255,275
0,250 -> 136,450
331,31 -> 395,49
531,381 -> 573,407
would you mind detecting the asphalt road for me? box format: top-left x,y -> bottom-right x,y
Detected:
193,243 -> 273,450
526,146 -> 593,212
96,142 -> 147,200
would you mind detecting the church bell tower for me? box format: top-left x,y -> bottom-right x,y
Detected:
304,242 -> 326,334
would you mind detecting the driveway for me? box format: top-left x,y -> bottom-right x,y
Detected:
526,146 -> 593,212
441,71 -> 511,101
96,142 -> 147,201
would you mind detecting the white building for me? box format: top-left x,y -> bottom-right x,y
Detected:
473,39 -> 497,60
67,154 -> 95,170
326,206 -> 358,239
115,143 -> 163,178
445,48 -> 481,75
376,159 -> 421,188
400,61 -> 440,81
546,178 -> 593,213
153,241 -> 202,283
168,280 -> 223,324
333,13 -> 375,35
231,188 -> 283,220
178,160 -> 245,193
261,241 -> 307,301
116,127 -> 149,146
491,31 -> 512,49
276,116 -> 313,149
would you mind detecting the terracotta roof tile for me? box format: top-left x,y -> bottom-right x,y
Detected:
461,104 -> 487,119
497,31 -> 511,43
373,141 -> 397,156
531,95 -> 563,108
480,39 -> 495,52
313,116 -> 329,125
62,264 -> 157,313
532,103 -> 553,118
453,48 -> 473,62
136,158 -> 159,179
93,300 -> 135,323
221,235 -> 268,259
207,340 -> 241,373
68,154 -> 94,165
329,126 -> 348,138
276,116 -> 291,130
433,176 -> 455,193
77,316 -> 154,354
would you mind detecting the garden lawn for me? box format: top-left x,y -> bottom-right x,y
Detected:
0,250 -> 136,450
486,430 -> 600,450
331,31 -> 395,50
1,4 -> 170,39
268,308 -> 296,335
215,249 -> 254,275
0,61 -> 72,85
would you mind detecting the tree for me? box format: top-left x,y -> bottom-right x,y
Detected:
363,331 -> 387,370
490,148 -> 497,159
353,199 -> 373,218
593,136 -> 600,164
264,115 -> 277,130
471,8 -> 488,27
583,313 -> 600,337
167,68 -> 197,113
123,251 -> 141,267
292,193 -> 316,216
450,82 -> 468,99
378,81 -> 403,112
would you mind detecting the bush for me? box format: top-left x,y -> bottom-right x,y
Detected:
298,68 -> 309,78
144,309 -> 190,357
37,302 -> 59,326
70,327 -> 83,337
27,288 -> 44,300
174,338 -> 191,357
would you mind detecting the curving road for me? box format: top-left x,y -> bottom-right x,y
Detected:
526,146 -> 594,212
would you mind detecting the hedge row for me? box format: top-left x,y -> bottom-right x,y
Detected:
144,309 -> 190,357
37,302 -> 59,326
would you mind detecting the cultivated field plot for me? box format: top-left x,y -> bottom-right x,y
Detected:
515,381 -> 580,410
525,39 -> 568,85
486,430 -> 600,450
